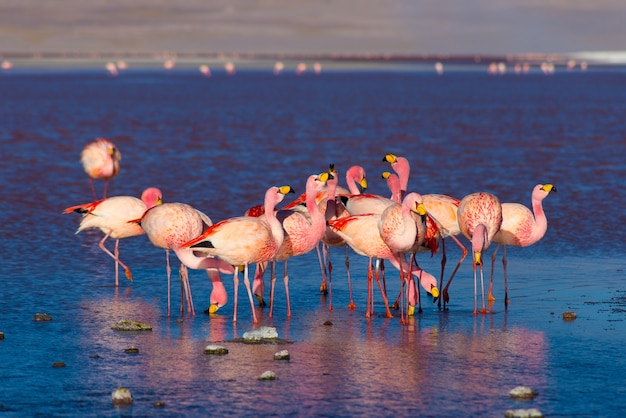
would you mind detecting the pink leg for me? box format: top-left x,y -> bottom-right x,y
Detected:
374,260 -> 393,318
232,270 -> 239,322
327,245 -> 333,311
269,261 -> 277,318
242,264 -> 258,323
98,233 -> 132,282
252,262 -> 266,307
102,180 -> 109,199
283,261 -> 292,317
503,245 -> 510,308
489,244 -> 501,302
346,245 -> 356,310
316,243 -> 328,294
88,178 -> 97,200
114,239 -> 120,287
442,234 -> 468,309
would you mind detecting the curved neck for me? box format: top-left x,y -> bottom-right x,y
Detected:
264,190 -> 285,249
174,248 -> 234,274
530,193 -> 548,242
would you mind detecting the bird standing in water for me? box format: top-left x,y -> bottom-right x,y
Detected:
456,191 -> 502,314
490,183 -> 557,307
63,187 -> 162,286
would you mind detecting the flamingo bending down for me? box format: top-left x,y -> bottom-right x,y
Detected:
138,202 -> 234,316
490,183 -> 557,307
378,192 -> 430,321
328,212 -> 439,319
383,153 -> 467,309
80,138 -> 121,199
63,187 -> 162,286
182,185 -> 294,323
457,192 -> 503,314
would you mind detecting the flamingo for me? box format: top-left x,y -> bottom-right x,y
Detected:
383,153 -> 468,309
490,183 -> 557,307
138,202 -> 234,316
80,138 -> 121,199
328,212 -> 439,319
457,192 -> 503,314
63,187 -> 162,286
182,185 -> 294,323
378,192 -> 431,321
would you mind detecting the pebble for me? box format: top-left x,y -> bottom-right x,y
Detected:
33,313 -> 52,322
0,331 -> 4,340
504,408 -> 544,418
562,311 -> 577,321
111,387 -> 133,405
124,346 -> 139,354
204,344 -> 229,355
274,350 -> 290,360
243,326 -> 278,341
509,386 -> 538,399
154,401 -> 165,408
52,362 -> 66,368
257,370 -> 276,380
111,319 -> 153,331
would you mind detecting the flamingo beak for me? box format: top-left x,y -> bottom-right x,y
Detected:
408,305 -> 415,316
208,303 -> 219,314
474,251 -> 482,265
430,285 -> 440,298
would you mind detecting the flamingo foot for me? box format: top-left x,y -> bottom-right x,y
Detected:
348,302 -> 356,310
390,301 -> 400,310
443,289 -> 450,303
488,292 -> 496,302
124,269 -> 133,281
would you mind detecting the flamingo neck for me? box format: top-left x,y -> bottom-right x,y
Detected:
264,190 -> 285,250
206,268 -> 228,307
173,248 -> 234,274
392,157 -> 410,199
529,191 -> 549,243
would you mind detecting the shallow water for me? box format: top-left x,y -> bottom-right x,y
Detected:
1,67 -> 625,417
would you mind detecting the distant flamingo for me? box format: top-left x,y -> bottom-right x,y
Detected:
490,184 -> 557,307
63,187 -> 162,286
383,153 -> 468,308
139,202 -> 234,316
456,192 -> 503,314
80,138 -> 121,199
182,185 -> 294,323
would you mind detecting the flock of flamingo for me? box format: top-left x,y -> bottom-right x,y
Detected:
64,137 -> 557,324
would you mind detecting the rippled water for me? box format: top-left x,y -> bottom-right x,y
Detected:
1,67 -> 625,417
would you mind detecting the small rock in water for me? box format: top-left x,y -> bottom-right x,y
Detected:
33,313 -> 52,322
509,386 -> 538,399
52,362 -> 66,368
323,320 -> 333,326
111,387 -> 133,405
243,326 -> 279,341
257,370 -> 276,380
111,319 -> 153,331
274,350 -> 290,360
204,344 -> 229,355
562,311 -> 577,321
154,401 -> 165,408
0,331 -> 4,340
504,408 -> 544,418
124,346 -> 139,354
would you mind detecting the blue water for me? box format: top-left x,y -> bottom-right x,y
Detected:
1,67 -> 625,417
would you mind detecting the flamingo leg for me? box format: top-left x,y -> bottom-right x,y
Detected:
503,245 -> 510,308
243,263 -> 258,323
179,264 -> 185,314
366,259 -> 373,318
437,237 -> 446,309
489,244 -> 501,302
473,262 -> 479,314
232,269 -> 239,323
479,262 -> 488,314
442,234 -> 468,310
252,262 -> 266,307
166,250 -> 171,317
327,247 -> 334,311
269,261 -> 277,318
98,232 -> 133,282
180,264 -> 195,315
346,245 -> 356,310
316,243 -> 328,294
374,260 -> 393,318
88,178 -> 98,200
411,254 -> 422,314
283,261 -> 292,317
114,239 -> 120,287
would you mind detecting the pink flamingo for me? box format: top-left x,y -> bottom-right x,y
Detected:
383,153 -> 468,309
63,187 -> 162,286
457,192 -> 503,314
182,185 -> 294,323
490,183 -> 557,307
138,202 -> 234,316
328,212 -> 439,319
256,172 -> 331,317
378,192 -> 432,321
80,138 -> 121,199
